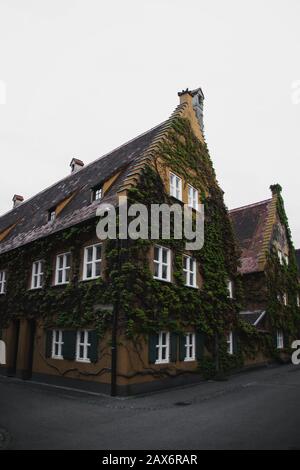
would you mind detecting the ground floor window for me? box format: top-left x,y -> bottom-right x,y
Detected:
76,330 -> 91,363
52,329 -> 64,359
277,331 -> 284,349
155,331 -> 170,364
184,333 -> 196,361
227,332 -> 233,355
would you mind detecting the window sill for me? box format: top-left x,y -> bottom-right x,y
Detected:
81,276 -> 102,282
76,358 -> 91,364
155,360 -> 170,365
54,282 -> 70,287
185,284 -> 198,289
51,356 -> 63,361
153,277 -> 171,283
184,358 -> 196,363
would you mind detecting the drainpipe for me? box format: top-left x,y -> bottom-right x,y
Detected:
111,237 -> 121,397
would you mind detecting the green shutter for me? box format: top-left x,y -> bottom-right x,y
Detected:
148,334 -> 158,364
88,330 -> 98,363
284,332 -> 289,349
62,330 -> 77,360
45,330 -> 52,358
179,334 -> 186,361
196,332 -> 205,361
233,332 -> 239,355
170,333 -> 178,362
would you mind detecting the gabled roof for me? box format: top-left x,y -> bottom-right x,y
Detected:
230,199 -> 274,274
0,100 -> 191,256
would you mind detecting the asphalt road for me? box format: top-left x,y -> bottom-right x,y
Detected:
1,364 -> 300,450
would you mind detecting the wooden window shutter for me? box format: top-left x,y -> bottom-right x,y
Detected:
88,330 -> 98,363
233,332 -> 239,355
196,332 -> 205,361
179,334 -> 186,361
45,330 -> 53,358
170,333 -> 178,362
148,334 -> 158,364
62,330 -> 77,360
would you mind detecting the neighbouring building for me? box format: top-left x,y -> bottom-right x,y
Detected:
0,89 -> 297,396
230,185 -> 300,366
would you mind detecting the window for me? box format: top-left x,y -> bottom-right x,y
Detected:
0,271 -> 6,294
155,331 -> 170,364
48,209 -> 56,222
76,330 -> 91,363
277,331 -> 284,350
55,253 -> 71,285
92,186 -> 102,202
52,330 -> 64,359
297,295 -> 300,308
188,185 -> 199,211
154,246 -> 171,282
283,293 -> 288,306
169,172 -> 182,200
284,253 -> 289,265
184,333 -> 196,361
227,332 -> 233,355
31,261 -> 44,289
227,279 -> 234,299
83,244 -> 102,280
183,256 -> 197,288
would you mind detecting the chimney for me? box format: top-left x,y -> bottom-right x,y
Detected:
178,87 -> 205,132
13,194 -> 24,208
70,158 -> 84,174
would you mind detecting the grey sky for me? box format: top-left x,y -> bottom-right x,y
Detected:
1,0 -> 300,245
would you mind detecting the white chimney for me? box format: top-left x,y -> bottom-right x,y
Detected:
70,158 -> 84,174
13,194 -> 24,208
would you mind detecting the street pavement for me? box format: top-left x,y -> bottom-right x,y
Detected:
0,363 -> 300,450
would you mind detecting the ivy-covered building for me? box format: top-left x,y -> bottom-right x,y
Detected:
230,186 -> 300,365
1,88 -> 295,396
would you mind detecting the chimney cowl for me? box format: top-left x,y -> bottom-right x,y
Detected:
13,194 -> 24,208
70,158 -> 84,174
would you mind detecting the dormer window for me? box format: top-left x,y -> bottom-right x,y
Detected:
48,208 -> 56,223
92,186 -> 102,202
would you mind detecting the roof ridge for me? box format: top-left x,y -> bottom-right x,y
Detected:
229,198 -> 272,214
0,120 -> 167,220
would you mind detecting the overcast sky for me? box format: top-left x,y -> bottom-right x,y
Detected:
1,0 -> 300,246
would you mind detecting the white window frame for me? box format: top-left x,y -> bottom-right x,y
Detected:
227,332 -> 233,355
92,187 -> 102,202
31,260 -> 44,289
153,246 -> 171,282
169,172 -> 182,201
278,250 -> 283,265
188,184 -> 199,211
184,332 -> 196,362
52,329 -> 64,359
49,210 -> 56,223
155,331 -> 170,364
283,293 -> 288,306
0,271 -> 7,295
277,331 -> 284,350
284,253 -> 289,265
76,330 -> 91,363
297,295 -> 300,308
227,279 -> 234,299
55,252 -> 71,285
83,244 -> 102,280
183,256 -> 197,288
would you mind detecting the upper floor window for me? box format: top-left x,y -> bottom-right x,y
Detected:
297,295 -> 300,308
55,253 -> 71,285
154,246 -> 171,282
183,256 -> 197,288
227,280 -> 234,299
283,293 -> 288,306
48,208 -> 56,223
31,261 -> 44,289
0,271 -> 7,295
52,329 -> 64,359
92,186 -> 102,202
184,333 -> 196,361
188,185 -> 199,211
227,332 -> 233,355
83,244 -> 102,280
169,172 -> 182,201
155,331 -> 170,364
277,330 -> 284,349
76,330 -> 91,363
284,253 -> 289,265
